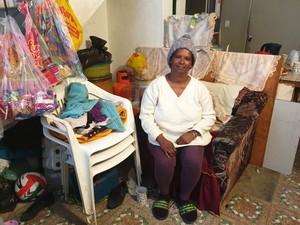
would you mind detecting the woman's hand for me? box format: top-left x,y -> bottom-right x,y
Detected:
156,134 -> 177,158
175,131 -> 195,145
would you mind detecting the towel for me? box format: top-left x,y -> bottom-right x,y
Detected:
60,83 -> 98,119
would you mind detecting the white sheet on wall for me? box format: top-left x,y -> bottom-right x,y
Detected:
166,13 -> 216,50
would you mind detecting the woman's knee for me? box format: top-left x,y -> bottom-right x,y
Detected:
156,157 -> 176,169
180,146 -> 204,169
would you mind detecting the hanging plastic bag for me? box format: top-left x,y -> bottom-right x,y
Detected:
0,46 -> 11,120
26,0 -> 86,82
18,1 -> 63,86
55,0 -> 83,51
0,16 -> 56,120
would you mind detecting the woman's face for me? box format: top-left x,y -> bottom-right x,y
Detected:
170,49 -> 193,74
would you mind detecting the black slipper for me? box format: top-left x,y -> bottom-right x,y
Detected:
177,201 -> 197,224
0,193 -> 18,213
152,199 -> 170,220
0,178 -> 18,213
106,181 -> 127,209
20,192 -> 55,221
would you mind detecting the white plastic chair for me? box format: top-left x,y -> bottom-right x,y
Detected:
40,77 -> 142,225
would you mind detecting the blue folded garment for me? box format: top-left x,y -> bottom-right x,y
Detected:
60,83 -> 98,119
98,100 -> 125,132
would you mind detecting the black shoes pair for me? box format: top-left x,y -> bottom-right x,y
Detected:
152,196 -> 197,224
20,192 -> 55,221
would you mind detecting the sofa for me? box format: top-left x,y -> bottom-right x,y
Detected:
135,48 -> 283,215
137,84 -> 268,214
189,85 -> 268,214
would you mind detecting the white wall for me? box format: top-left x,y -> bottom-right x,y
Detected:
69,0 -> 173,78
68,0 -> 105,27
106,0 -> 165,74
81,1 -> 108,49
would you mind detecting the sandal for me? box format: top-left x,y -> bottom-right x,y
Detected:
152,199 -> 169,220
177,201 -> 197,224
20,192 -> 55,221
106,181 -> 127,209
0,178 -> 18,213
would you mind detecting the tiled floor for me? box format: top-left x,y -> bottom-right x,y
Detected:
219,138 -> 300,225
1,139 -> 300,224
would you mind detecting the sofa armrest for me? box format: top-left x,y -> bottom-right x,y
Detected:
232,90 -> 268,118
211,115 -> 256,198
212,116 -> 256,157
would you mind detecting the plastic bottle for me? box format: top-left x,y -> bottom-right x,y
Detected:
288,50 -> 300,66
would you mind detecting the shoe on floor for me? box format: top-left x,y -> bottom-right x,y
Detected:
0,178 -> 18,213
20,192 -> 55,221
106,181 -> 127,209
177,200 -> 197,224
0,193 -> 18,213
152,195 -> 170,220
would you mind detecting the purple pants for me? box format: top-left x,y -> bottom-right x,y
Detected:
148,143 -> 204,201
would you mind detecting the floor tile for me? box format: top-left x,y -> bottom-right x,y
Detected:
220,191 -> 271,225
272,181 -> 300,215
267,204 -> 300,225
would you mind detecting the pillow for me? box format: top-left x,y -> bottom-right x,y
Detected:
201,81 -> 244,123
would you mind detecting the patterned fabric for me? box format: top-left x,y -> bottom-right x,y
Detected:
234,91 -> 268,118
232,87 -> 251,112
212,51 -> 281,91
134,48 -> 280,91
212,116 -> 256,198
210,90 -> 268,198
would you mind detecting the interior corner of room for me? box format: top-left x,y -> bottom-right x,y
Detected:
66,0 -> 300,174
1,0 -> 300,224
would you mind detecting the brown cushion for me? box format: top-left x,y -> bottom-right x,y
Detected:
232,91 -> 268,118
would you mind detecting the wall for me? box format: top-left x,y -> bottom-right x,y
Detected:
220,0 -> 300,54
68,0 -> 105,27
70,0 -> 173,78
245,0 -> 300,54
80,1 -> 108,48
219,0 -> 250,52
106,0 -> 166,74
